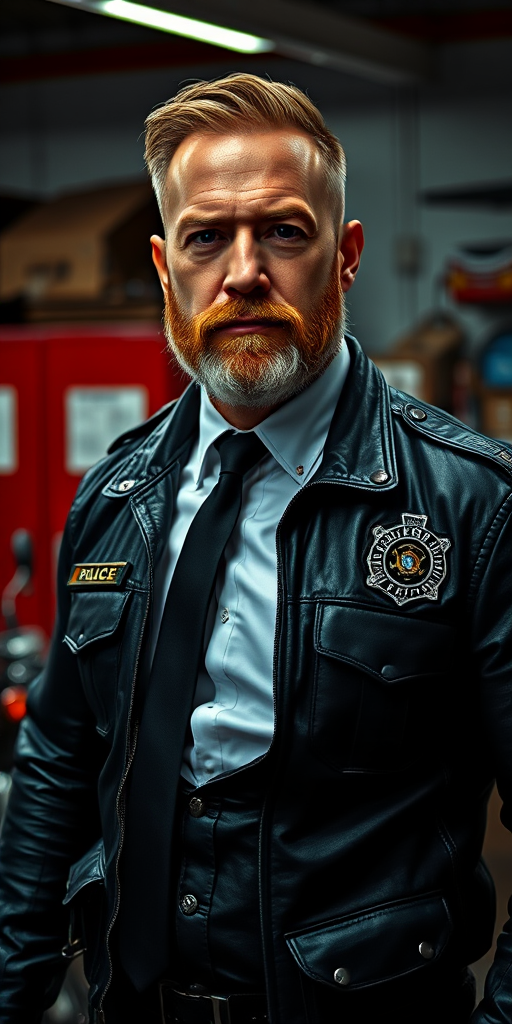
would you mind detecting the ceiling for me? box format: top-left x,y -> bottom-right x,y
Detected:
3,0 -> 512,46
321,0 -> 512,12
2,0 -> 512,95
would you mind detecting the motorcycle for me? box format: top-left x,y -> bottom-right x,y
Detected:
0,530 -> 89,1024
0,529 -> 46,772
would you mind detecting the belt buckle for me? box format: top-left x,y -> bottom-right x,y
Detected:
163,986 -> 230,1024
210,994 -> 229,1024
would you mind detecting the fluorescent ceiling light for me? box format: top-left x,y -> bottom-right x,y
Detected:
96,0 -> 274,53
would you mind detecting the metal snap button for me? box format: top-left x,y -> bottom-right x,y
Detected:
118,479 -> 135,492
296,465 -> 304,476
180,894 -> 199,916
78,633 -> 85,643
409,407 -> 427,422
419,940 -> 435,960
369,469 -> 389,485
220,608 -> 229,623
334,967 -> 350,985
381,664 -> 396,679
189,796 -> 206,818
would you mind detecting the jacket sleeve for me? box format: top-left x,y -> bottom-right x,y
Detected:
470,493 -> 512,1024
0,514 -> 105,1023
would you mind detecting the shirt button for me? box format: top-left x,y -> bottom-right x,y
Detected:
220,608 -> 229,623
180,894 -> 199,916
189,796 -> 206,818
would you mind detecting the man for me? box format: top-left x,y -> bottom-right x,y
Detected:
0,73 -> 511,1024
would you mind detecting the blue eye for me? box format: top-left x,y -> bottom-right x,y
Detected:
194,230 -> 219,244
275,224 -> 301,239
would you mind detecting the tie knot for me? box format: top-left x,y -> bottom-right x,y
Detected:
215,430 -> 266,477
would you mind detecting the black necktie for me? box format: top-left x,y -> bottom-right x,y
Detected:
120,429 -> 266,991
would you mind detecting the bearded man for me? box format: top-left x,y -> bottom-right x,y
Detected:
0,73 -> 511,1024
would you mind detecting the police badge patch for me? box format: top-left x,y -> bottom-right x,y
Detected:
366,513 -> 450,606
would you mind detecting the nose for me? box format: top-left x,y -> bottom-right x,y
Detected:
222,230 -> 271,298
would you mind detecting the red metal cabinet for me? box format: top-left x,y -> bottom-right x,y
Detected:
0,323 -> 186,635
0,334 -> 49,632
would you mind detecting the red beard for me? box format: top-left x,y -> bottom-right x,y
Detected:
163,261 -> 344,395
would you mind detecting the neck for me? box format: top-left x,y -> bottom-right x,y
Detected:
208,397 -> 278,430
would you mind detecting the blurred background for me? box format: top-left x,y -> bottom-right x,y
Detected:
0,0 -> 512,1014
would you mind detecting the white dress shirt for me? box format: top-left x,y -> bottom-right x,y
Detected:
151,342 -> 350,786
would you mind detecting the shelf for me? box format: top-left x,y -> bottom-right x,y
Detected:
419,182 -> 512,209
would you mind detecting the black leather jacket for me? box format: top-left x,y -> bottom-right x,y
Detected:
0,336 -> 511,1024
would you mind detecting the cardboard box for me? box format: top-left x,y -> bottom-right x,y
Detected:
0,182 -> 163,320
369,313 -> 465,409
480,391 -> 512,442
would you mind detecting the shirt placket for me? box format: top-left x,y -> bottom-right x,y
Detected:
175,788 -> 221,989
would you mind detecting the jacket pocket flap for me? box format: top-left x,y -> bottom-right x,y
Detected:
64,838 -> 105,904
64,590 -> 131,652
285,893 -> 452,990
315,604 -> 454,683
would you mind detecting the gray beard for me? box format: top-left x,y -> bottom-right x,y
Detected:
168,327 -> 344,410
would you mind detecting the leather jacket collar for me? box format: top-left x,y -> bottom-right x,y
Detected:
102,335 -> 398,500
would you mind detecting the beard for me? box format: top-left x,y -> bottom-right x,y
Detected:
163,261 -> 345,409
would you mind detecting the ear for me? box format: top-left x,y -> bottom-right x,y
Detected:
151,235 -> 169,294
339,220 -> 364,293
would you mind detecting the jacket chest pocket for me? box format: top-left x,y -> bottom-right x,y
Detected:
64,591 -> 132,735
310,603 -> 454,774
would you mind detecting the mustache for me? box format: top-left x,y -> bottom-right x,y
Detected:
193,297 -> 304,339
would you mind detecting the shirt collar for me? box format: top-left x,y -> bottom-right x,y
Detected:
195,340 -> 350,487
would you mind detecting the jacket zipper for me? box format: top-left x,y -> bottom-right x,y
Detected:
258,480 -> 315,1018
98,504 -> 154,1014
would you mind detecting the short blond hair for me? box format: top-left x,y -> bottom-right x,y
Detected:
145,73 -> 346,225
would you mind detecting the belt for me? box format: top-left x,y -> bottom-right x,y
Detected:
159,982 -> 268,1024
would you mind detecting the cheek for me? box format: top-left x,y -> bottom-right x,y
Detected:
170,265 -> 222,318
274,255 -> 332,310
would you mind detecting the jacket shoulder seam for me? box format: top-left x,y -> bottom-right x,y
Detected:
390,389 -> 512,479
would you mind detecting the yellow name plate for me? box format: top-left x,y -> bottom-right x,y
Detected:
67,562 -> 131,589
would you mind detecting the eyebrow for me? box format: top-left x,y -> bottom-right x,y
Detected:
176,204 -> 317,234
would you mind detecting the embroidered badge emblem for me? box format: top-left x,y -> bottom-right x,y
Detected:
366,514 -> 450,606
67,562 -> 131,589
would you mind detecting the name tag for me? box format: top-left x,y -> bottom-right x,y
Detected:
67,562 -> 131,589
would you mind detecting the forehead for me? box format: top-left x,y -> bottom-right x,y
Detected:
164,130 -> 327,221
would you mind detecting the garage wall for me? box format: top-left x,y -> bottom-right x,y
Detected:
1,37 -> 511,351
326,80 -> 512,349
